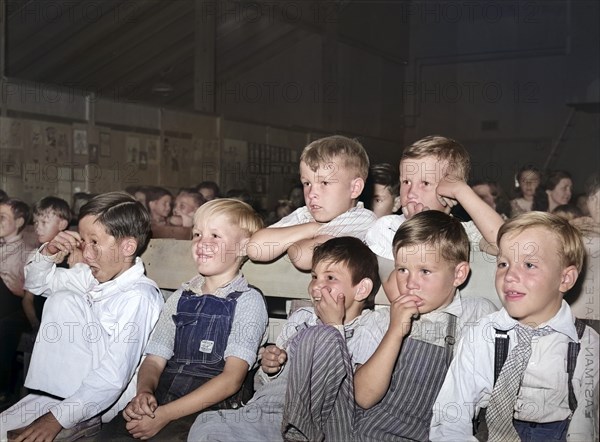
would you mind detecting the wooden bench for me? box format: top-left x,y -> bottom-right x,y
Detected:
140,238 -> 504,342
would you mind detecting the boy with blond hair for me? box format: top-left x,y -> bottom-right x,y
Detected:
248,135 -> 376,270
431,212 -> 599,441
366,135 -> 504,298
188,236 -> 384,441
282,211 -> 496,441
97,199 -> 268,440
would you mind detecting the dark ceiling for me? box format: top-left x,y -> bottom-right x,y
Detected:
5,0 -> 408,112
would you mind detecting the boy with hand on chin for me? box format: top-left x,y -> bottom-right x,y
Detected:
431,212 -> 599,442
365,135 -> 504,296
282,211 -> 496,441
1,192 -> 164,442
97,199 -> 268,441
187,236 -> 384,442
248,135 -> 376,270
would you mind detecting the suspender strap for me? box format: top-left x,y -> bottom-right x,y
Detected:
444,315 -> 458,366
493,319 -> 586,413
566,318 -> 586,412
493,329 -> 510,384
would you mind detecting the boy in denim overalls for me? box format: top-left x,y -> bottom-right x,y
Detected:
98,199 -> 268,441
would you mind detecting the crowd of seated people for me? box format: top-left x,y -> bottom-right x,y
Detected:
0,136 -> 598,442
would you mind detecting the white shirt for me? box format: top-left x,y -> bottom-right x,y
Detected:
23,251 -> 164,428
271,202 -> 377,242
430,301 -> 599,442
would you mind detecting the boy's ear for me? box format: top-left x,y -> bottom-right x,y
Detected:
392,196 -> 401,213
58,218 -> 69,232
120,237 -> 138,258
238,236 -> 251,257
350,178 -> 365,199
452,261 -> 470,287
559,265 -> 579,293
354,277 -> 374,302
15,216 -> 25,231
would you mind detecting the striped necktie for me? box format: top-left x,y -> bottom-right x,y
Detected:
487,325 -> 553,442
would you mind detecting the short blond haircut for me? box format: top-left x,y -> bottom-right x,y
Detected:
300,135 -> 369,180
402,135 -> 470,182
497,211 -> 585,272
193,198 -> 264,238
393,211 -> 470,267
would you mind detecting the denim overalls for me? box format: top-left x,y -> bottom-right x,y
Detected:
154,289 -> 249,407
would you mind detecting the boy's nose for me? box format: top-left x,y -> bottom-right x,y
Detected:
504,266 -> 519,282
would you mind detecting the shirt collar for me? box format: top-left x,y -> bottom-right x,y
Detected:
494,300 -> 579,342
183,271 -> 248,297
420,290 -> 463,323
92,257 -> 146,299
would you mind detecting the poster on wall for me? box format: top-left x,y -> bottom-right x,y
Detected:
147,138 -> 158,164
126,136 -> 140,164
99,131 -> 111,157
221,139 -> 248,193
73,129 -> 88,155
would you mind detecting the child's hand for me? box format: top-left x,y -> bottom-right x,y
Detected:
44,230 -> 82,263
179,212 -> 194,227
168,215 -> 183,226
125,406 -> 170,440
261,345 -> 287,374
122,392 -> 158,421
435,173 -> 465,209
314,287 -> 345,326
402,201 -> 430,219
388,294 -> 424,339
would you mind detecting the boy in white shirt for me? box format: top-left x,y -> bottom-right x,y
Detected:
1,192 -> 164,442
431,212 -> 599,442
248,135 -> 376,270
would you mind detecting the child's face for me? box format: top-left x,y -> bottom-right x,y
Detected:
399,156 -> 449,216
199,187 -> 216,202
472,184 -> 496,210
372,184 -> 397,218
173,194 -> 199,217
496,226 -> 576,326
518,170 -> 540,199
191,213 -> 247,279
394,244 -> 467,314
149,195 -> 172,219
78,215 -> 134,283
547,178 -> 573,207
0,204 -> 20,239
34,211 -> 67,244
309,260 -> 361,311
300,159 -> 362,222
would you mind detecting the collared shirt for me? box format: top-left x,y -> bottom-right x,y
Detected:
23,250 -> 164,428
374,292 -> 497,349
0,234 -> 34,294
430,301 -> 599,442
145,272 -> 268,369
271,202 -> 377,242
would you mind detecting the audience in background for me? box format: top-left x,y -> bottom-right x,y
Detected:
360,163 -> 400,218
510,164 -> 541,216
0,198 -> 33,406
146,186 -> 173,225
195,181 -> 221,202
470,179 -> 511,219
533,169 -> 573,212
552,204 -> 583,221
168,188 -> 206,227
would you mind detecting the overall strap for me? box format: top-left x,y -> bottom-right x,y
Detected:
493,329 -> 510,384
444,314 -> 458,366
566,318 -> 586,412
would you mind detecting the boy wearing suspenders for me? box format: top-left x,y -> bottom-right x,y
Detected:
431,212 -> 599,442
